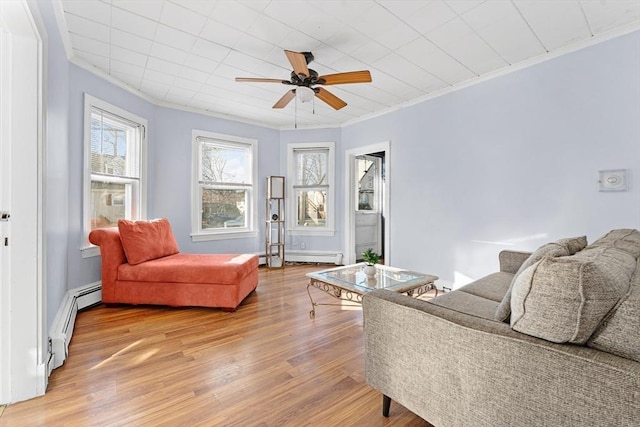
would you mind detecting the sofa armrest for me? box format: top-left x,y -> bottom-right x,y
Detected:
88,227 -> 127,302
498,250 -> 531,274
362,289 -> 639,426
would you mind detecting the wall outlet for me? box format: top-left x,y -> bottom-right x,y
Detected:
300,241 -> 306,249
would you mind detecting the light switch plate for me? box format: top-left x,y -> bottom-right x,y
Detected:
599,169 -> 627,192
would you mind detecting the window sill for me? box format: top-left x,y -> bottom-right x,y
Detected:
191,230 -> 258,242
81,245 -> 100,258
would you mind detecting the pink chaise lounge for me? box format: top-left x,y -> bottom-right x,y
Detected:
89,218 -> 259,311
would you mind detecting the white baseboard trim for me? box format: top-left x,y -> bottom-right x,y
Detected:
258,250 -> 343,266
46,350 -> 55,378
49,282 -> 102,371
288,250 -> 343,264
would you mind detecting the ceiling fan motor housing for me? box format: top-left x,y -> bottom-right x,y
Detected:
290,69 -> 319,86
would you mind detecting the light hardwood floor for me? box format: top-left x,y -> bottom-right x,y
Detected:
0,265 -> 434,426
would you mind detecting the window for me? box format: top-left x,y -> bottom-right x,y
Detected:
355,155 -> 381,211
191,130 -> 257,241
83,95 -> 147,256
288,142 -> 335,236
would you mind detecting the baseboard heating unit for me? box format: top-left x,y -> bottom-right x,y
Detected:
258,250 -> 343,266
49,282 -> 102,372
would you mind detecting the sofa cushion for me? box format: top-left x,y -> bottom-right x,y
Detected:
493,238 -> 584,322
118,218 -> 180,265
510,245 -> 634,344
458,272 -> 513,303
118,253 -> 258,284
429,290 -> 499,320
587,258 -> 640,362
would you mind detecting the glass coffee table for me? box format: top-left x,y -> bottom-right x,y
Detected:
305,263 -> 438,319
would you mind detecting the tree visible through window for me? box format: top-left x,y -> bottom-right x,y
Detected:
288,142 -> 335,235
89,109 -> 140,229
83,95 -> 146,254
294,149 -> 328,227
192,131 -> 257,239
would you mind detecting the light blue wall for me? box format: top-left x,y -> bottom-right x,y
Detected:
37,0 -> 69,327
342,30 -> 640,287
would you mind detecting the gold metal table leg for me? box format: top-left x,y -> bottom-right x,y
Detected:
307,283 -> 316,319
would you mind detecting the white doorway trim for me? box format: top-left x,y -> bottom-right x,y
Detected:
0,0 -> 47,404
343,141 -> 390,265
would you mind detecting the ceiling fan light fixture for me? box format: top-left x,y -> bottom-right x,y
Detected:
296,86 -> 314,103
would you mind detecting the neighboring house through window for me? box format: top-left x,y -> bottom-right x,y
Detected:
191,130 -> 257,241
287,142 -> 335,236
83,94 -> 147,257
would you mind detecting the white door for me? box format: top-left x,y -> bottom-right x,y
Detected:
0,12 -> 8,403
354,155 -> 382,259
344,142 -> 391,265
0,0 -> 46,404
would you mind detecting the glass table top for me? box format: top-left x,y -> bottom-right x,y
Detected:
306,263 -> 437,294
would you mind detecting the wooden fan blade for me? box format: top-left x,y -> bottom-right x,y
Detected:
318,70 -> 372,85
315,87 -> 347,110
236,77 -> 289,84
285,50 -> 309,77
273,90 -> 296,109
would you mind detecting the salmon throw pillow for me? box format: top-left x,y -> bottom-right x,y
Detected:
118,218 -> 179,265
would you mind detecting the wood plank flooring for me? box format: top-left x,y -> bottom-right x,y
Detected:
0,265 -> 434,426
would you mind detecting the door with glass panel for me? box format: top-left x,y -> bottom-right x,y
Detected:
355,154 -> 382,261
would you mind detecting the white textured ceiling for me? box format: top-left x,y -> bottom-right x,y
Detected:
56,0 -> 640,129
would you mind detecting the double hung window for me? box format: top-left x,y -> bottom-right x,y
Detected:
83,95 -> 146,256
192,130 -> 257,240
288,142 -> 335,236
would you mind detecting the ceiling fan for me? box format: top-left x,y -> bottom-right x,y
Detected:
235,50 -> 372,110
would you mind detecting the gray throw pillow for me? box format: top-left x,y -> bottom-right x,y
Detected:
510,246 -> 633,344
588,229 -> 640,258
556,236 -> 588,255
587,279 -> 640,362
493,237 -> 586,322
587,233 -> 640,362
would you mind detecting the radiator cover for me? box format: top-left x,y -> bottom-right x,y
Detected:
49,282 -> 102,371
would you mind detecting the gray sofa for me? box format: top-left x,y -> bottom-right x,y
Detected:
363,229 -> 640,427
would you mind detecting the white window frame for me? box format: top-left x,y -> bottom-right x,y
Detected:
191,130 -> 258,242
82,94 -> 147,258
287,142 -> 335,236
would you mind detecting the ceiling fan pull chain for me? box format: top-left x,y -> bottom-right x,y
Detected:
294,95 -> 298,129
